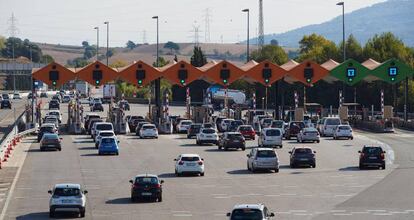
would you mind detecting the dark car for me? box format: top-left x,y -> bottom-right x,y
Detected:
284,121 -> 305,140
289,147 -> 316,168
37,125 -> 57,142
359,146 -> 386,169
228,120 -> 244,132
187,124 -> 202,138
40,133 -> 62,151
237,125 -> 256,140
119,100 -> 130,111
52,95 -> 61,103
129,174 -> 164,202
48,100 -> 60,110
135,122 -> 150,135
130,119 -> 145,132
2,93 -> 10,100
217,132 -> 246,151
1,100 -> 11,109
40,92 -> 48,98
85,114 -> 101,130
91,103 -> 104,112
88,119 -> 103,135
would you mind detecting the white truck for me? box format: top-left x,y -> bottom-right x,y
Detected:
75,82 -> 89,97
212,89 -> 246,104
103,84 -> 116,103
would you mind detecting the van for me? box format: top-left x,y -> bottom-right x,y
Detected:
258,128 -> 283,148
92,122 -> 114,140
320,117 -> 341,137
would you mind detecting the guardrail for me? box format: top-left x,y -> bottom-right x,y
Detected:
0,112 -> 37,169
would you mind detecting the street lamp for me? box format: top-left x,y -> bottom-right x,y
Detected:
104,21 -> 109,65
337,2 -> 346,103
242,9 -> 250,63
152,16 -> 160,122
94,26 -> 99,60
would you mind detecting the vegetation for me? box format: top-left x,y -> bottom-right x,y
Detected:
164,41 -> 180,54
126,40 -> 137,50
190,46 -> 207,67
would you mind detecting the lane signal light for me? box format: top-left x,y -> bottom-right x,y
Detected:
346,68 -> 356,82
136,69 -> 146,86
304,67 -> 313,84
388,66 -> 398,82
220,69 -> 230,85
178,69 -> 188,86
262,68 -> 272,85
92,70 -> 103,86
49,70 -> 59,87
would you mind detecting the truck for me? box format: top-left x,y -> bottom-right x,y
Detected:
103,84 -> 116,103
75,81 -> 89,98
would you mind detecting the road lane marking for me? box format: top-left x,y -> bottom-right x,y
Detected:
333,213 -> 352,216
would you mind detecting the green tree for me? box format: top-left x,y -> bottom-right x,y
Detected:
67,57 -> 89,68
106,49 -> 114,57
363,32 -> 412,63
339,34 -> 364,62
270,39 -> 279,46
152,56 -> 170,67
0,36 -> 6,51
250,45 -> 288,65
109,60 -> 128,68
164,41 -> 180,54
41,54 -> 54,63
190,46 -> 207,67
126,40 -> 136,50
297,34 -> 340,63
82,41 -> 89,48
0,37 -> 43,62
83,46 -> 96,59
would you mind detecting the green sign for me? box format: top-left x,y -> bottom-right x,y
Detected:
370,59 -> 413,84
330,59 -> 371,86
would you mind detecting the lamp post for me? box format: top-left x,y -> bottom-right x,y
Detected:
94,27 -> 99,60
104,21 -> 109,65
337,1 -> 346,103
152,16 -> 161,122
242,9 -> 250,63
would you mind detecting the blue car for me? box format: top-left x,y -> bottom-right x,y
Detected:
98,137 -> 119,155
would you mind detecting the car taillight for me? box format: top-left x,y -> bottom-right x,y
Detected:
380,153 -> 385,160
178,161 -> 184,165
360,153 -> 365,158
133,184 -> 142,189
198,161 -> 203,165
154,184 -> 161,188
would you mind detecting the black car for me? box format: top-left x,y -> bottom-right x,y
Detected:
49,100 -> 60,110
130,119 -> 145,132
130,174 -> 164,202
359,146 -> 386,169
52,95 -> 61,103
119,100 -> 130,111
1,100 -> 11,109
88,119 -> 103,135
40,133 -> 62,151
228,120 -> 244,132
217,132 -> 246,151
289,147 -> 316,168
28,92 -> 34,99
37,125 -> 57,142
40,92 -> 48,98
91,103 -> 104,112
135,122 -> 150,135
285,121 -> 305,140
187,124 -> 202,138
85,115 -> 101,130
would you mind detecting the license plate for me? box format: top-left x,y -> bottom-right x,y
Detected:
299,158 -> 308,161
141,192 -> 152,196
207,135 -> 212,138
233,140 -> 240,142
186,163 -> 195,166
369,157 -> 377,159
62,200 -> 73,203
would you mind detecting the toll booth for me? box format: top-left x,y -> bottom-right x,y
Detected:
108,107 -> 127,134
338,106 -> 349,122
191,105 -> 213,123
294,108 -> 304,121
68,100 -> 84,134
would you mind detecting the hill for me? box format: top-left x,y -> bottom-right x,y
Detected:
258,0 -> 414,47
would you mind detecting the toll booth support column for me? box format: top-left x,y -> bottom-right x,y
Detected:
155,79 -> 161,123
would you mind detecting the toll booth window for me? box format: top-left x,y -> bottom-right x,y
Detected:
347,68 -> 356,77
49,71 -> 59,80
93,70 -> 102,80
388,67 -> 397,76
136,70 -> 146,79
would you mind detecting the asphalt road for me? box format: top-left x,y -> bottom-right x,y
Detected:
2,103 -> 413,220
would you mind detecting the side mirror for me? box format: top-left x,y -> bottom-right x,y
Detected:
358,151 -> 361,153
83,190 -> 88,194
48,190 -> 52,194
117,140 -> 120,143
288,151 -> 292,154
270,212 -> 275,217
226,213 -> 231,217
246,154 -> 250,157
129,180 -> 133,184
160,180 -> 164,184
201,158 -> 204,161
313,151 -> 316,154
174,158 -> 177,161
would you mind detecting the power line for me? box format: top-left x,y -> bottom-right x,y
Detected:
258,0 -> 265,48
189,23 -> 201,46
7,13 -> 18,93
203,8 -> 212,43
142,30 -> 147,44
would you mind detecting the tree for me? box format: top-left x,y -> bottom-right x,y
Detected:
109,60 -> 128,68
297,34 -> 340,63
41,54 -> 54,63
106,49 -> 114,58
250,45 -> 288,65
339,34 -> 364,62
83,46 -> 96,59
126,40 -> 136,50
67,57 -> 89,68
270,39 -> 279,46
164,41 -> 180,54
190,46 -> 207,67
82,41 -> 89,48
152,56 -> 170,67
0,37 -> 43,62
0,36 -> 5,51
363,32 -> 412,63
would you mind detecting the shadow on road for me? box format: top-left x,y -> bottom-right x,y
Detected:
106,197 -> 131,205
25,148 -> 41,153
339,166 -> 379,171
73,140 -> 94,143
158,173 -> 176,178
78,146 -> 96,150
16,211 -> 79,219
81,153 -> 100,157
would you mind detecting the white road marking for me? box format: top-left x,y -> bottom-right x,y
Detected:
333,213 -> 352,216
373,213 -> 392,216
330,210 -> 346,212
0,188 -> 8,192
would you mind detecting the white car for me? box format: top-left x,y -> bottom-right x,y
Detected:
258,128 -> 283,148
48,183 -> 87,218
92,122 -> 114,140
139,124 -> 158,139
47,110 -> 62,123
196,128 -> 218,145
95,130 -> 116,148
220,119 -> 234,132
176,120 -> 192,133
174,154 -> 204,176
333,125 -> 354,140
297,127 -> 320,143
247,148 -> 280,173
319,117 -> 341,137
260,118 -> 273,128
62,95 -> 71,103
227,204 -> 275,219
12,93 -> 21,99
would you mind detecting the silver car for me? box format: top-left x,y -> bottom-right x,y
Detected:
247,148 -> 280,173
48,183 -> 87,218
297,127 -> 320,143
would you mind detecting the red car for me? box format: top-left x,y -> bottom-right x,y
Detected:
237,125 -> 256,140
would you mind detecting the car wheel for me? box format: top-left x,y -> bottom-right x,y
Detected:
251,165 -> 256,173
359,164 -> 364,170
224,147 -> 228,151
351,137 -> 354,140
58,148 -> 62,151
279,145 -> 283,149
158,195 -> 162,202
287,136 -> 291,140
382,164 -> 386,170
247,163 -> 251,171
40,147 -> 44,151
241,147 -> 246,151
290,163 -> 295,168
297,139 -> 300,143
317,140 -> 320,143
218,145 -> 222,150
80,209 -> 85,218
274,168 -> 279,173
200,172 -> 205,176
312,164 -> 316,168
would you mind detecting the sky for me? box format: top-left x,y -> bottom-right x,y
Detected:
0,0 -> 385,47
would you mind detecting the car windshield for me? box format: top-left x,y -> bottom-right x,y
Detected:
203,124 -> 213,128
43,134 -> 58,140
54,188 -> 80,197
228,133 -> 243,139
295,148 -> 313,154
263,118 -> 272,123
97,124 -> 113,130
143,125 -> 156,129
231,209 -> 263,220
100,132 -> 114,137
135,177 -> 158,184
272,121 -> 284,128
202,129 -> 215,134
101,138 -> 115,144
182,121 -> 192,125
181,156 -> 200,161
41,127 -> 54,133
232,121 -> 244,126
363,147 -> 382,154
266,129 -> 281,136
339,126 -> 351,130
326,118 -> 341,126
257,150 -> 277,158
239,126 -> 253,131
290,122 -> 305,129
49,112 -> 59,116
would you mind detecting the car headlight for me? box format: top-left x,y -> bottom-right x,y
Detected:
200,134 -> 205,138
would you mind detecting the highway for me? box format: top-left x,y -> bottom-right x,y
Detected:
1,102 -> 413,220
